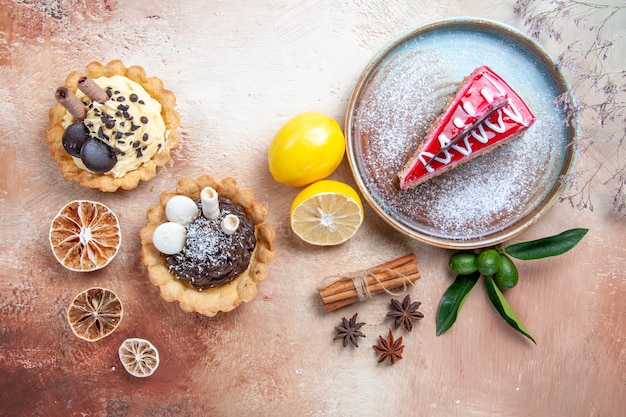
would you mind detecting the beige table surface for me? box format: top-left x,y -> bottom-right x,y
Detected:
1,1 -> 624,416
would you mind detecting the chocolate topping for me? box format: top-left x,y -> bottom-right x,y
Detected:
55,87 -> 87,120
77,76 -> 110,102
166,197 -> 256,290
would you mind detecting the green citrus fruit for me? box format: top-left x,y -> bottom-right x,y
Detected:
476,249 -> 502,276
448,252 -> 478,275
493,254 -> 519,289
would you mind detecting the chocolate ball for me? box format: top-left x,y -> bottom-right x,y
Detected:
62,123 -> 90,157
80,138 -> 117,173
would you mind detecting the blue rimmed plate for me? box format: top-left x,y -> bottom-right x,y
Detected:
345,17 -> 578,249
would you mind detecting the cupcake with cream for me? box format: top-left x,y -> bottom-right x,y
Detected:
45,60 -> 180,191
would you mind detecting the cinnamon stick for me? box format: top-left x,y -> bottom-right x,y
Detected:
319,262 -> 417,302
317,254 -> 416,298
55,87 -> 86,120
321,272 -> 421,304
317,253 -> 420,312
77,76 -> 109,102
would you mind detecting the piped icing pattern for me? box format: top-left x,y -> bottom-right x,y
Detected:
398,66 -> 535,189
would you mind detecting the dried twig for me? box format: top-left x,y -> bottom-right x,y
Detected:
514,0 -> 626,214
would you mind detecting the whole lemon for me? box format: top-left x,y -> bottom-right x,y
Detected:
268,112 -> 345,187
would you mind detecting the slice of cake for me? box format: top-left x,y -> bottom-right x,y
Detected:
398,65 -> 535,190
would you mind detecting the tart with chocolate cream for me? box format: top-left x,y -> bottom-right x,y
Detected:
45,60 -> 180,192
398,65 -> 535,190
139,175 -> 275,317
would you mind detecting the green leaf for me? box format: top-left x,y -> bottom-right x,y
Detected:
436,272 -> 480,336
504,228 -> 588,260
484,275 -> 536,344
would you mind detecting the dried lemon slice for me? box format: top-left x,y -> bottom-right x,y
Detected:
67,287 -> 123,342
49,200 -> 121,272
118,338 -> 160,378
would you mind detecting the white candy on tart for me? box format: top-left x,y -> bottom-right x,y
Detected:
151,187 -> 241,255
200,186 -> 221,219
152,222 -> 187,255
221,214 -> 240,235
165,195 -> 199,226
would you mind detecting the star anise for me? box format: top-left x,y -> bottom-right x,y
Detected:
387,294 -> 424,332
333,313 -> 366,347
373,330 -> 404,365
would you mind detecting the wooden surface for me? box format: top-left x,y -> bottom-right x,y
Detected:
1,1 -> 624,416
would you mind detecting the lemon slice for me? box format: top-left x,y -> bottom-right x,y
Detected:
49,200 -> 122,272
67,287 -> 123,342
118,338 -> 160,378
290,180 -> 364,246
